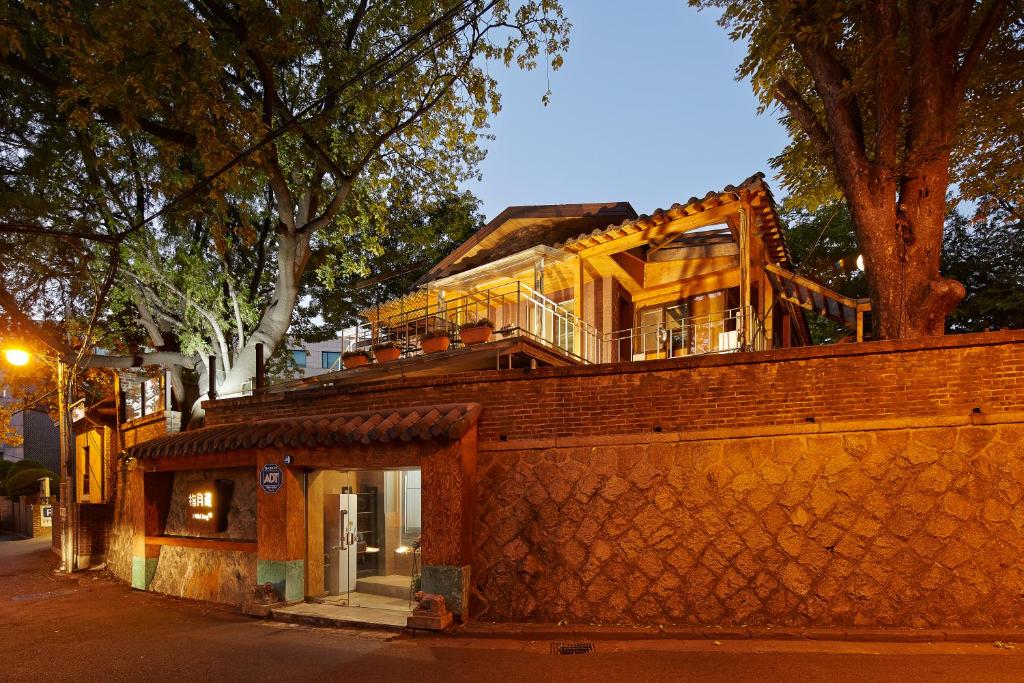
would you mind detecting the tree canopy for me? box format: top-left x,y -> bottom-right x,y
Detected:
693,0 -> 1020,338
1,1 -> 570,418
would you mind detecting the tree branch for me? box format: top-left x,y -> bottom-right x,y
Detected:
774,79 -> 831,159
954,0 -> 1008,97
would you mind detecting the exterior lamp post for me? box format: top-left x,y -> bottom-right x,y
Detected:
2,347 -> 76,573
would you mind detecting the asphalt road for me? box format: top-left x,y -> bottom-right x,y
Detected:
2,534 -> 1023,683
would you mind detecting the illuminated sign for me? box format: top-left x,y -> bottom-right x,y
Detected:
40,505 -> 53,528
185,480 -> 233,534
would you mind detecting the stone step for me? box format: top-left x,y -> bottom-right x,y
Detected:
356,575 -> 413,600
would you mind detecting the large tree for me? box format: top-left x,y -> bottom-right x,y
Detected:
694,0 -> 1019,338
1,1 -> 569,417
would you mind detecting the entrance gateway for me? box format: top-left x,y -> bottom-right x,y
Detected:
123,403 -> 480,628
303,467 -> 422,619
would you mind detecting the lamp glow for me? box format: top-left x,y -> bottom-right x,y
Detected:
395,545 -> 411,555
3,349 -> 30,366
856,254 -> 865,271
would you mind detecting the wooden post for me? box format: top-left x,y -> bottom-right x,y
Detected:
255,343 -> 265,390
163,370 -> 173,412
572,255 -> 583,358
738,205 -> 752,348
208,355 -> 216,400
256,451 -> 305,602
856,308 -> 865,343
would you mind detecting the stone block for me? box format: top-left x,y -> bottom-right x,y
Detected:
257,559 -> 304,603
131,555 -> 158,590
422,564 -> 470,622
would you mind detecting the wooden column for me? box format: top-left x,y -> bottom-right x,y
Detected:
304,470 -> 324,598
256,450 -> 306,602
760,266 -> 774,350
572,255 -> 584,358
738,204 -> 753,347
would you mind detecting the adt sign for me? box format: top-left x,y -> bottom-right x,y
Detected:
260,463 -> 283,494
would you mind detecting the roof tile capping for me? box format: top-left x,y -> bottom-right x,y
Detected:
555,172 -> 792,266
127,403 -> 482,460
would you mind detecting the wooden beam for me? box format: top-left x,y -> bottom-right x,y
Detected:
630,267 -> 740,307
145,536 -> 257,553
574,203 -> 739,258
588,253 -> 644,296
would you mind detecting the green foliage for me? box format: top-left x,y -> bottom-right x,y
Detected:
692,1 -> 1022,212
943,205 -> 1024,333
300,187 -> 485,340
4,467 -> 58,498
784,199 -> 1024,339
1,1 -> 570,402
783,200 -> 867,344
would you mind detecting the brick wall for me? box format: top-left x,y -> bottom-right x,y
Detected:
197,331 -> 1024,627
207,331 -> 1024,443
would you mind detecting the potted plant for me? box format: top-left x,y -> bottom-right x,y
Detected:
342,349 -> 370,369
459,318 -> 494,346
372,341 -> 402,363
419,328 -> 451,354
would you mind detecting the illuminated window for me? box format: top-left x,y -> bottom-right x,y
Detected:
402,470 -> 421,540
82,445 -> 91,497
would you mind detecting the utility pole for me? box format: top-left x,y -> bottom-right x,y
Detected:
56,357 -> 76,573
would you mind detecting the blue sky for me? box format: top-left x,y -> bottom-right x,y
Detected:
462,1 -> 792,221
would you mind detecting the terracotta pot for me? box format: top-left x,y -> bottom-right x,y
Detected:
459,325 -> 493,346
342,354 -> 369,369
374,347 -> 401,362
420,336 -> 451,354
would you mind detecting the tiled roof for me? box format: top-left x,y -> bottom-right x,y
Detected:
415,202 -> 638,286
555,173 -> 792,266
127,403 -> 482,460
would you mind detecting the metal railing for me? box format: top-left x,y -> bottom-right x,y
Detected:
335,285 -> 765,370
338,281 -> 602,365
603,306 -> 763,363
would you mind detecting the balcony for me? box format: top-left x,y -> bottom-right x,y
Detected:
333,282 -> 765,372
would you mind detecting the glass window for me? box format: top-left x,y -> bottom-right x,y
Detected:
291,349 -> 308,367
322,351 -> 340,369
402,469 -> 421,538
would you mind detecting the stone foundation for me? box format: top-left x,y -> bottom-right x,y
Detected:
474,422 -> 1024,628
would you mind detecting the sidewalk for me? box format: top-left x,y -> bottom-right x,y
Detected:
439,621 -> 1024,645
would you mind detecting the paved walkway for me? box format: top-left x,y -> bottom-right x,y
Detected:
3,542 -> 1024,682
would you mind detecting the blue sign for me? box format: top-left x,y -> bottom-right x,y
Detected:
260,463 -> 283,494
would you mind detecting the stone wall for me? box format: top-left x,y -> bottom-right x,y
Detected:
474,421 -> 1024,628
106,463 -> 136,583
148,468 -> 257,606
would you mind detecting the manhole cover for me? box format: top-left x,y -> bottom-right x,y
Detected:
550,642 -> 595,655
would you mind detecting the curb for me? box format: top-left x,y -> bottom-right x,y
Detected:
428,623 -> 1024,644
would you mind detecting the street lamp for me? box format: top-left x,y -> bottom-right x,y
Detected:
3,348 -> 30,367
1,345 -> 76,572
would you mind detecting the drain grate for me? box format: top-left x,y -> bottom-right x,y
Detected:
551,642 -> 595,655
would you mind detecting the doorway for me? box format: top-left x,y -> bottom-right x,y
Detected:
305,467 -> 421,614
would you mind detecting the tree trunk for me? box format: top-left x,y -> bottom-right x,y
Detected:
848,165 -> 964,339
188,228 -> 310,421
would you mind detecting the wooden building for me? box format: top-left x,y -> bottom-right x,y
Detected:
334,173 -> 868,382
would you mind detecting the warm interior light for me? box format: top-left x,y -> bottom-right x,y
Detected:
395,545 -> 411,555
856,254 -> 865,271
3,348 -> 30,366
